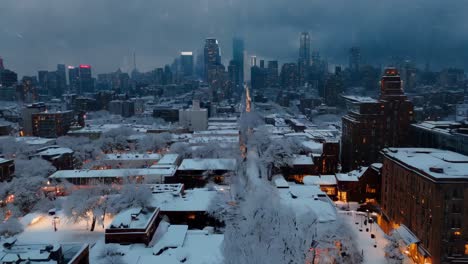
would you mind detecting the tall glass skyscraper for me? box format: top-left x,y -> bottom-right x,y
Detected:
232,37 -> 244,85
299,32 -> 311,66
204,38 -> 221,81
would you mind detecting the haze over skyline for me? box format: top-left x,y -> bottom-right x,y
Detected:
1,0 -> 468,76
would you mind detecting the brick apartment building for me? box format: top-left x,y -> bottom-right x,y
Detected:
341,68 -> 414,171
381,148 -> 468,264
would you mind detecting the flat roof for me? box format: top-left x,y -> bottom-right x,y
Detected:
109,207 -> 158,230
36,146 -> 74,156
150,188 -> 216,212
335,167 -> 368,182
50,168 -> 176,179
178,159 -> 237,171
382,148 -> 468,181
157,154 -> 180,165
148,183 -> 184,194
303,175 -> 337,185
104,153 -> 162,161
342,95 -> 378,103
292,155 -> 314,166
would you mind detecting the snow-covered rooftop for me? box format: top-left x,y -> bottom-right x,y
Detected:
188,136 -> 239,144
15,136 -> 55,145
178,159 -> 237,171
50,168 -> 176,179
140,229 -> 223,264
150,188 -> 216,212
157,154 -> 180,166
335,167 -> 368,182
301,141 -> 323,154
303,175 -> 337,185
109,207 -> 158,230
35,146 -> 74,157
153,225 -> 188,255
382,148 -> 468,180
292,155 -> 314,166
148,183 -> 184,194
342,95 -> 378,103
104,153 -> 161,161
193,130 -> 239,136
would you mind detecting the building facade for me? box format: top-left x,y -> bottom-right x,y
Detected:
32,110 -> 74,138
381,148 -> 468,264
341,68 -> 414,170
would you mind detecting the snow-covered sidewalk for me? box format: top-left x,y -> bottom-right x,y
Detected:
339,210 -> 389,264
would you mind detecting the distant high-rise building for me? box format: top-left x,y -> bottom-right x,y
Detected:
204,38 -> 221,81
38,70 -> 48,88
232,38 -> 245,85
68,66 -> 80,93
280,63 -> 299,89
228,60 -> 240,86
164,65 -> 173,85
299,32 -> 311,66
298,32 -> 311,86
250,56 -> 257,67
0,57 -> 4,70
57,64 -> 67,94
180,52 -> 194,78
0,69 -> 18,87
251,65 -> 267,91
78,64 -> 94,94
349,47 -> 361,72
267,61 -> 279,87
46,71 -> 60,97
324,66 -> 343,106
19,76 -> 38,102
341,68 -> 414,170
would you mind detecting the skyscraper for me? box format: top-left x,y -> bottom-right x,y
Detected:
299,32 -> 311,86
68,66 -> 80,93
267,61 -> 279,87
324,66 -> 343,106
78,64 -> 94,94
57,64 -> 67,95
204,38 -> 221,81
0,57 -> 4,70
180,52 -> 194,78
349,47 -> 361,72
299,32 -> 311,66
0,69 -> 17,87
280,63 -> 299,88
232,37 -> 245,85
250,56 -> 257,67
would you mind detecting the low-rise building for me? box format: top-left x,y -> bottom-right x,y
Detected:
34,146 -> 75,170
0,158 -> 14,181
105,207 -> 161,245
0,240 -> 89,264
172,158 -> 237,188
49,167 -> 177,186
411,121 -> 468,156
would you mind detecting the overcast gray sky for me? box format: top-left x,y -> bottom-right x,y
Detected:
1,0 -> 467,76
